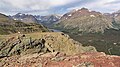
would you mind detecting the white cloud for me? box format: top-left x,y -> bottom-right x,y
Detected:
49,0 -> 79,6
67,0 -> 120,13
0,0 -> 80,15
1,0 -> 50,10
0,0 -> 79,11
0,0 -> 120,15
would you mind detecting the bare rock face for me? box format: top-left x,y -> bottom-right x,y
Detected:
0,52 -> 120,67
56,8 -> 113,33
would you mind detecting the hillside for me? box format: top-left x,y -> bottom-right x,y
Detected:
0,13 -> 49,35
55,8 -> 114,34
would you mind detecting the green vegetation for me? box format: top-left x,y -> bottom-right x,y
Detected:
67,29 -> 120,56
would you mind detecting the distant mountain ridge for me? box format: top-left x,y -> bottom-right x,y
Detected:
34,14 -> 61,27
11,13 -> 38,23
10,13 -> 61,27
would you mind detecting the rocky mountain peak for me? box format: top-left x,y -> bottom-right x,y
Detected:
79,7 -> 89,12
70,7 -> 89,12
61,8 -> 102,20
12,13 -> 38,23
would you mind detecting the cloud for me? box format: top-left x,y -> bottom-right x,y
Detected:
0,0 -> 120,15
0,0 -> 80,14
67,0 -> 120,13
0,0 -> 80,15
0,0 -> 50,11
49,0 -> 79,6
105,0 -> 120,4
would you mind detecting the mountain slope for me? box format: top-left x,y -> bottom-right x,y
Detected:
0,13 -> 49,35
55,8 -> 114,33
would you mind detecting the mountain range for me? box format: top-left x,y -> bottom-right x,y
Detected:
35,14 -> 61,24
10,13 -> 61,27
8,8 -> 120,33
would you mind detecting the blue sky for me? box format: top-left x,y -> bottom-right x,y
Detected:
0,0 -> 120,15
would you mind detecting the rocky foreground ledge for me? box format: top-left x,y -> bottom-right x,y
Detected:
0,52 -> 120,67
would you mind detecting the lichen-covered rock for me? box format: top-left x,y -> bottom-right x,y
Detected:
0,32 -> 96,57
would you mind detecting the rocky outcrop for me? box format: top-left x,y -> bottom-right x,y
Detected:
0,32 -> 96,57
0,52 -> 120,67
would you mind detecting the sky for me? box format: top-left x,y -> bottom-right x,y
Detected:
0,0 -> 120,15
